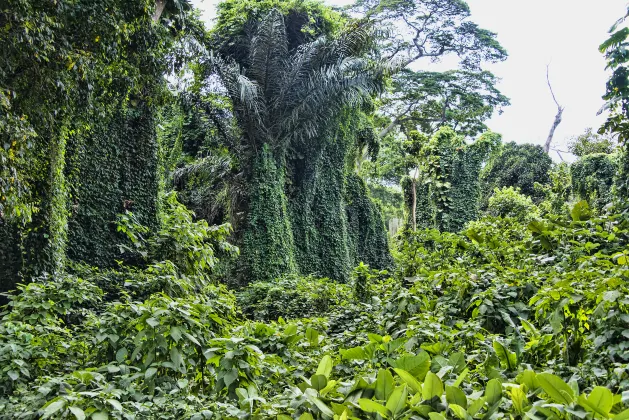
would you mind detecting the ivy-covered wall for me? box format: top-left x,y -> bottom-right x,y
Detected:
571,153 -> 618,210
66,104 -> 159,267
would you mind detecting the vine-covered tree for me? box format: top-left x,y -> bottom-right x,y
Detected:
203,7 -> 391,282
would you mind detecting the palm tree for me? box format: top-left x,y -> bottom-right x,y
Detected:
207,9 -> 390,282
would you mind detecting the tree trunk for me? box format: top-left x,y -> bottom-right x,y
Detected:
411,178 -> 417,231
153,0 -> 167,23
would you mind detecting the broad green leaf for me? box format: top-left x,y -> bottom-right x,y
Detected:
170,347 -> 183,371
537,373 -> 574,404
306,328 -> 320,346
298,413 -> 314,420
571,200 -> 591,221
368,333 -> 384,343
422,372 -> 443,401
341,346 -> 367,360
508,386 -> 528,414
284,324 -> 298,336
43,400 -> 66,418
428,412 -> 446,420
69,406 -> 86,420
316,355 -> 333,378
446,385 -> 467,408
107,399 -> 123,411
578,386 -> 613,417
492,341 -> 517,371
115,348 -> 128,363
392,352 -> 431,379
145,367 -> 158,379
449,404 -> 468,420
170,326 -> 182,342
516,370 -> 538,390
484,379 -> 502,405
312,396 -> 335,417
453,368 -> 469,387
375,369 -> 395,401
386,385 -> 408,416
91,412 -> 108,420
615,408 -> 629,420
394,368 -> 422,394
359,399 -> 390,417
467,397 -> 485,417
311,374 -> 327,391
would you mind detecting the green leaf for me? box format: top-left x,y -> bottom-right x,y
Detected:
359,399 -> 390,417
446,385 -> 467,408
316,355 -> 333,378
107,399 -> 123,412
375,369 -> 395,401
428,412 -> 446,420
615,408 -> 629,420
394,368 -> 422,394
341,346 -> 367,360
311,397 -> 335,417
170,347 -> 183,371
43,400 -> 66,418
386,385 -> 408,416
115,348 -> 128,363
484,379 -> 502,405
69,406 -> 86,420
305,328 -> 320,346
145,367 -> 158,379
422,372 -> 443,401
92,412 -> 109,420
449,404 -> 468,419
391,352 -> 431,379
311,374 -> 328,391
170,326 -> 182,342
492,341 -> 517,371
537,373 -> 574,404
578,386 -> 613,417
298,414 -> 314,420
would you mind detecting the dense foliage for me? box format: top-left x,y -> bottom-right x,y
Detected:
3,1 -> 629,419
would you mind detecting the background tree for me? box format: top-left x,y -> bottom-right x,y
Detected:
480,142 -> 553,206
568,127 -> 618,157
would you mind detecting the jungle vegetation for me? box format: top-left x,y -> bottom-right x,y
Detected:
1,0 -> 629,419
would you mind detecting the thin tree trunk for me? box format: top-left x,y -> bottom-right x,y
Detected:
544,65 -> 564,154
153,0 -> 167,23
411,178 -> 417,231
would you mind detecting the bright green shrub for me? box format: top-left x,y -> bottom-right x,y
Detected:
487,186 -> 540,221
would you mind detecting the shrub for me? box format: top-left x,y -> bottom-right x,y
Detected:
236,274 -> 351,321
487,186 -> 540,222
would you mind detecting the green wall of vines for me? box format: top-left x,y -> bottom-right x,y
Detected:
242,145 -> 297,282
66,103 -> 159,267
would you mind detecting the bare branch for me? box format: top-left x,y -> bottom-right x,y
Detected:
544,65 -> 564,154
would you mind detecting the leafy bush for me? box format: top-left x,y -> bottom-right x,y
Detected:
236,274 -> 351,321
486,186 -> 540,221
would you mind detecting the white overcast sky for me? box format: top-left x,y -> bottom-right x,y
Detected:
191,0 -> 627,160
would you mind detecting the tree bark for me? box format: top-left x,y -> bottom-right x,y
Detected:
411,178 -> 417,231
544,65 -> 564,154
153,0 -> 167,23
